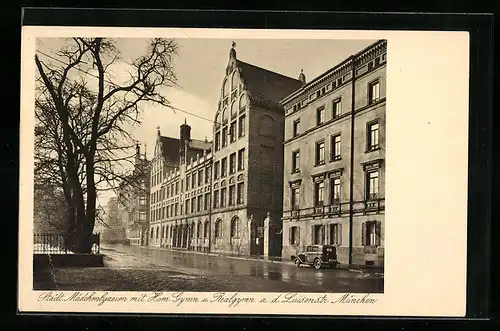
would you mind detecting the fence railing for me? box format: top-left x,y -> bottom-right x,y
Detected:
33,233 -> 101,255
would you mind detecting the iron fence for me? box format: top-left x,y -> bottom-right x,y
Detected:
33,233 -> 101,255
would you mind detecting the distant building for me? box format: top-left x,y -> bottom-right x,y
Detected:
101,197 -> 126,244
280,40 -> 386,268
117,144 -> 150,246
148,43 -> 303,257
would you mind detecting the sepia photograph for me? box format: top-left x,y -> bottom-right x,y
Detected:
19,26 -> 470,316
32,36 -> 385,293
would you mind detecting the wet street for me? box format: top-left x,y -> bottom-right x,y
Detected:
93,244 -> 384,293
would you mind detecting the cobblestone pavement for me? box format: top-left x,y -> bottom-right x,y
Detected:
33,244 -> 384,293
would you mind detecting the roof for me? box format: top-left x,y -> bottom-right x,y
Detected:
236,60 -> 304,111
160,136 -> 181,162
189,139 -> 212,151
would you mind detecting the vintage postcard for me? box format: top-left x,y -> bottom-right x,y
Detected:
19,26 -> 469,316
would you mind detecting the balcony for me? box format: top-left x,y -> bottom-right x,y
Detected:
283,197 -> 384,220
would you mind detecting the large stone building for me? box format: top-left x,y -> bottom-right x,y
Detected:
116,144 -> 150,246
148,43 -> 303,257
280,40 -> 386,268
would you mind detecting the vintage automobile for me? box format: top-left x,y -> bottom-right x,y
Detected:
291,245 -> 338,269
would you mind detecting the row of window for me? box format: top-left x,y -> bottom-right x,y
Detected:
291,169 -> 380,209
214,115 -> 246,151
214,148 -> 245,179
289,220 -> 381,247
213,182 -> 245,209
291,120 -> 379,173
150,216 -> 241,241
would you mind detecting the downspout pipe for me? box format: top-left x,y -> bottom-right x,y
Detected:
348,55 -> 357,267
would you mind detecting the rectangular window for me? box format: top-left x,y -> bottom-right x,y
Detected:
175,181 -> 179,194
139,195 -> 146,205
139,211 -> 146,221
313,225 -> 325,245
175,203 -> 179,216
292,150 -> 300,172
230,121 -> 237,142
330,223 -> 342,245
204,193 -> 210,210
369,80 -> 380,103
215,132 -> 221,151
214,161 -> 220,179
289,226 -> 300,245
205,166 -> 211,183
222,127 -> 228,147
180,180 -> 184,193
314,181 -> 324,206
191,198 -> 196,213
316,106 -> 325,125
315,140 -> 325,165
330,178 -> 341,204
331,134 -> 341,160
237,182 -> 244,204
364,221 -> 380,246
198,170 -> 204,186
367,121 -> 380,151
238,115 -> 246,137
229,153 -> 236,174
333,98 -> 342,118
237,148 -> 245,171
293,119 -> 300,137
192,173 -> 196,188
220,187 -> 227,207
221,158 -> 228,177
186,176 -> 190,191
229,185 -> 236,206
291,187 -> 300,210
214,190 -> 220,208
185,200 -> 189,214
180,203 -> 184,215
197,196 -> 202,212
366,171 -> 379,200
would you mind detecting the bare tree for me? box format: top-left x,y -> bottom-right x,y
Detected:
34,37 -> 177,252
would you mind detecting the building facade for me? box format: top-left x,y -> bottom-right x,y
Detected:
148,44 -> 303,257
117,144 -> 150,246
281,40 -> 386,268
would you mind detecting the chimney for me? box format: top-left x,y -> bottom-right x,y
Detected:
135,143 -> 141,166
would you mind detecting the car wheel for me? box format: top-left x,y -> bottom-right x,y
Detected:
313,258 -> 322,270
294,258 -> 301,267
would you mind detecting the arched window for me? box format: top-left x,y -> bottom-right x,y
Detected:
191,222 -> 195,238
215,219 -> 223,238
239,93 -> 248,110
230,217 -> 240,238
230,101 -> 238,117
162,226 -> 165,238
151,229 -> 154,239
259,115 -> 276,136
197,221 -> 202,239
231,70 -> 239,90
204,220 -> 209,238
223,79 -> 230,97
156,226 -> 159,239
222,107 -> 228,122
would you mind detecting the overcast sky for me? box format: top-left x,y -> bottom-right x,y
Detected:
36,37 -> 376,207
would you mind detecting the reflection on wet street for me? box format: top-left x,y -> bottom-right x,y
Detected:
102,244 -> 383,293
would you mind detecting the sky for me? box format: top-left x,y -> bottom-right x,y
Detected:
36,37 -> 376,207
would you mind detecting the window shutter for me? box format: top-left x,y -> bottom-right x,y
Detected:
361,222 -> 366,246
376,221 -> 382,246
338,223 -> 343,245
